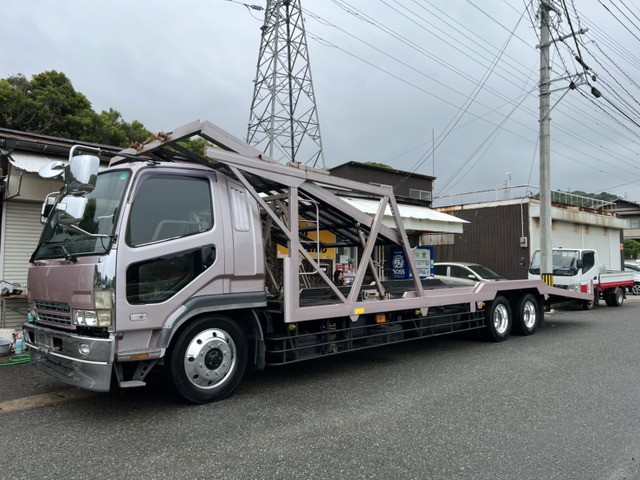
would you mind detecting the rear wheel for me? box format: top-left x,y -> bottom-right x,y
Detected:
482,296 -> 512,342
513,293 -> 540,336
632,283 -> 640,296
169,316 -> 247,404
605,287 -> 624,307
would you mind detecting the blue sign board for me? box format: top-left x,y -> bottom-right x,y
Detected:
390,246 -> 434,280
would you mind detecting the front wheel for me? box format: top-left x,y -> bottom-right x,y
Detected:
512,293 -> 540,336
583,287 -> 598,310
169,316 -> 247,404
632,283 -> 640,296
482,296 -> 512,342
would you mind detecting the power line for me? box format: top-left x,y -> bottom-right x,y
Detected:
302,1 -> 640,195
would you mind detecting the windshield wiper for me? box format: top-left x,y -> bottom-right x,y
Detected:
59,242 -> 78,263
68,224 -> 116,243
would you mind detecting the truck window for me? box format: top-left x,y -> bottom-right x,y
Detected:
582,251 -> 595,273
126,246 -> 215,304
126,175 -> 213,246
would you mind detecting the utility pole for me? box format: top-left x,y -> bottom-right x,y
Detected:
247,0 -> 325,168
538,0 -> 559,287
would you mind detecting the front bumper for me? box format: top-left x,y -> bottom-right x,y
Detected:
23,323 -> 115,392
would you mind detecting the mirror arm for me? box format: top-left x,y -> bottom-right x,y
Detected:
69,145 -> 101,161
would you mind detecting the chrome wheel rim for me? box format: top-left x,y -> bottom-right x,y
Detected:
493,303 -> 509,335
184,328 -> 236,389
522,300 -> 536,329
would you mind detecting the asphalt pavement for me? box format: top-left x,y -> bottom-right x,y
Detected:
1,295 -> 639,479
4,296 -> 637,404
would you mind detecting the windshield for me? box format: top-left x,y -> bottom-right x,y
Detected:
468,264 -> 502,280
529,249 -> 580,276
32,170 -> 131,261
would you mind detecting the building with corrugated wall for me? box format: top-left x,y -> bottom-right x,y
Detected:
435,197 -> 626,280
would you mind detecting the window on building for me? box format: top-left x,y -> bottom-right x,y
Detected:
369,182 -> 393,190
410,189 -> 432,201
629,218 -> 640,229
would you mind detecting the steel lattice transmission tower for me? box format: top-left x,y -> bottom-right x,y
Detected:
247,0 -> 325,168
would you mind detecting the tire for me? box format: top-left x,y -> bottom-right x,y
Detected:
604,287 -> 623,307
583,287 -> 598,310
512,293 -> 540,336
168,316 -> 247,404
482,295 -> 512,342
612,287 -> 624,307
632,283 -> 640,296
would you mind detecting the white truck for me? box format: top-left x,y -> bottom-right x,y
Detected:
23,120 -> 593,404
528,247 -> 634,307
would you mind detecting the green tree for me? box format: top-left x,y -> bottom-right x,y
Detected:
0,71 -> 93,137
571,190 -> 618,202
92,108 -> 151,147
0,71 -> 151,147
623,239 -> 640,260
0,70 -> 213,154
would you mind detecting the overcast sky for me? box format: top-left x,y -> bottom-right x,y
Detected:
2,0 -> 639,204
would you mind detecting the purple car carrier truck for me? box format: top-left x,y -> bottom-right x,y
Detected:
23,120 -> 593,403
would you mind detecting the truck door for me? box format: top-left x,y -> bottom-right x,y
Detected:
581,250 -> 598,290
114,170 -> 224,339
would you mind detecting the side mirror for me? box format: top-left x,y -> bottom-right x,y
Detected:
39,161 -> 66,179
38,146 -> 101,194
576,259 -> 583,269
40,192 -> 60,225
56,196 -> 88,223
65,155 -> 99,194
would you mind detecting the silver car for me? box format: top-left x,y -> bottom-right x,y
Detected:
624,263 -> 640,295
434,262 -> 502,286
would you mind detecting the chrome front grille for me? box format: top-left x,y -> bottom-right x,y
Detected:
34,300 -> 72,327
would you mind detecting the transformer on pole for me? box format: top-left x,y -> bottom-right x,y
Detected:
247,0 -> 325,168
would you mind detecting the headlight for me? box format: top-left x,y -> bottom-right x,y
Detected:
74,309 -> 112,327
74,309 -> 98,326
73,290 -> 113,327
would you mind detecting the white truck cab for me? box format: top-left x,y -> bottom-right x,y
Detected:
528,247 -> 633,307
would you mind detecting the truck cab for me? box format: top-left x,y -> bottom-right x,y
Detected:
528,248 -> 598,292
24,151 -> 266,398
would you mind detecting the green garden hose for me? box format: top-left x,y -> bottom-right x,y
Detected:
0,354 -> 30,366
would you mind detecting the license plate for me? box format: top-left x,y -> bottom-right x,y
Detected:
35,331 -> 50,348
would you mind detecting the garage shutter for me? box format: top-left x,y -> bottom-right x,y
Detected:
1,201 -> 42,328
529,219 -> 621,270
